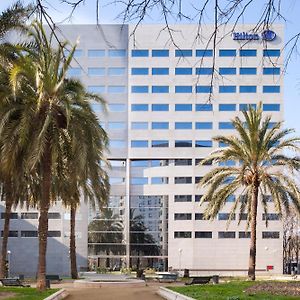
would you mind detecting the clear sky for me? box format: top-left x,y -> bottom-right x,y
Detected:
1,0 -> 300,134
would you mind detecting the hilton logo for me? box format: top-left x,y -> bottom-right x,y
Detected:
233,30 -> 276,41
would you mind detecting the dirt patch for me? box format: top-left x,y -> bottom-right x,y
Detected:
246,282 -> 300,297
0,292 -> 16,299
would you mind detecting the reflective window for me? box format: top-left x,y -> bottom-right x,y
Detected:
218,231 -> 236,238
195,140 -> 212,147
174,195 -> 192,202
109,177 -> 125,185
175,122 -> 192,130
110,140 -> 126,148
196,86 -> 212,93
108,104 -> 126,112
131,177 -> 148,185
108,49 -> 126,57
131,68 -> 149,75
152,122 -> 169,130
240,49 -> 257,56
263,104 -> 280,111
195,122 -> 213,130
195,213 -> 204,220
175,140 -> 192,147
175,49 -> 192,57
219,160 -> 235,166
174,213 -> 192,220
88,86 -> 105,93
175,177 -> 192,184
219,86 -> 236,93
151,177 -> 169,184
262,231 -> 280,239
152,86 -> 169,93
1,231 -> 18,237
263,67 -> 280,75
108,86 -> 126,93
195,195 -> 203,202
150,159 -> 169,167
239,213 -> 248,220
219,213 -> 234,221
131,86 -> 149,93
68,67 -> 81,77
196,104 -> 213,111
175,86 -> 192,93
268,122 -> 276,129
196,158 -> 212,166
262,213 -> 280,221
152,104 -> 169,111
195,68 -> 213,75
175,68 -> 192,75
88,49 -> 105,57
110,160 -> 126,167
175,104 -> 192,111
108,67 -> 126,76
239,232 -> 251,238
131,160 -> 149,167
132,49 -> 149,57
226,195 -> 236,202
1,213 -> 18,219
239,104 -> 256,111
48,231 -> 61,238
88,67 -> 105,76
240,86 -> 257,93
73,49 -> 83,57
219,68 -> 236,75
151,140 -> 169,148
195,176 -> 203,184
152,49 -> 169,57
219,142 -> 228,147
196,49 -> 213,57
174,231 -> 192,238
21,231 -> 38,238
195,231 -> 212,238
219,49 -> 236,57
263,49 -> 280,57
174,159 -> 192,166
219,104 -> 236,111
240,67 -> 257,75
131,140 -> 148,148
152,68 -> 169,75
263,86 -> 280,93
21,213 -> 38,219
131,122 -> 148,130
108,122 -> 126,130
131,104 -> 148,111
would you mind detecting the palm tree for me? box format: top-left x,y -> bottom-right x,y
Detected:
198,103 -> 300,280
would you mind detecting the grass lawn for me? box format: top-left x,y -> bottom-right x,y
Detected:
0,287 -> 59,300
170,281 -> 300,300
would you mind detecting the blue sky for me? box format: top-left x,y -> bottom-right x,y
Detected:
1,0 -> 300,134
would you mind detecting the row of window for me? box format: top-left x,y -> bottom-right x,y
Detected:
131,49 -> 280,58
174,231 -> 280,239
131,67 -> 280,76
131,85 -> 280,94
69,67 -> 126,77
0,231 -> 61,238
0,212 -> 61,219
70,49 -> 126,58
128,177 -> 204,185
174,213 -> 279,221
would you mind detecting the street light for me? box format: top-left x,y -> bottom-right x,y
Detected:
178,248 -> 183,276
7,250 -> 11,278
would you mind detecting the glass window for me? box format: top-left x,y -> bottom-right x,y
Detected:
239,104 -> 256,111
240,49 -> 257,57
263,49 -> 280,57
174,231 -> 192,238
48,231 -> 61,238
109,160 -> 126,167
131,160 -> 148,167
152,86 -> 169,93
240,86 -> 257,93
262,231 -> 280,239
219,86 -> 236,93
131,140 -> 148,148
152,68 -> 169,75
108,122 -> 126,130
218,213 -> 235,220
151,140 -> 169,148
175,140 -> 192,147
268,122 -> 276,129
219,142 -> 228,147
263,86 -> 280,93
240,67 -> 257,75
108,49 -> 126,57
239,232 -> 251,238
132,49 -> 149,57
175,122 -> 192,129
175,68 -> 192,75
239,213 -> 248,220
131,86 -> 149,93
195,176 -> 203,184
174,213 -> 192,220
108,67 -> 126,76
1,231 -> 18,237
218,231 -> 236,238
175,49 -> 192,57
175,86 -> 192,93
219,49 -> 236,57
195,68 -> 213,75
262,213 -> 280,221
88,86 -> 105,93
149,104 -> 169,113
175,177 -> 192,184
108,104 -> 126,112
263,104 -> 280,111
21,212 -> 38,219
131,122 -> 148,130
174,159 -> 192,166
151,177 -> 169,184
196,86 -> 212,93
196,49 -> 213,57
152,49 -> 169,57
195,231 -> 212,238
67,67 -> 81,77
175,104 -> 192,111
174,195 -> 192,202
195,122 -> 213,130
195,195 -> 203,202
219,68 -> 236,75
131,177 -> 148,185
152,122 -> 169,130
108,86 -> 126,93
1,212 -> 18,219
21,231 -> 38,238
195,213 -> 204,220
219,104 -> 236,111
196,158 -> 212,165
88,67 -> 105,76
196,104 -> 213,111
88,49 -> 105,57
219,160 -> 235,167
150,159 -> 169,167
263,67 -> 280,75
219,122 -> 234,129
226,195 -> 236,202
73,49 -> 83,57
131,68 -> 149,75
195,140 -> 212,147
110,140 -> 126,148
131,104 -> 148,111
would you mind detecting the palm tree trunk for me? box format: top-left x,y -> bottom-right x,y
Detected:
248,182 -> 259,280
70,204 -> 78,279
36,146 -> 51,291
0,184 -> 13,278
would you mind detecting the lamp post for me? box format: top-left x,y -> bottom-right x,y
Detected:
178,248 -> 182,276
7,250 -> 11,278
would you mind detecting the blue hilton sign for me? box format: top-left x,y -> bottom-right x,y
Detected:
233,30 -> 276,41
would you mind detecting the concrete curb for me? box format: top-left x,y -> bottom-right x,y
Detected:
44,288 -> 69,300
158,287 -> 195,300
